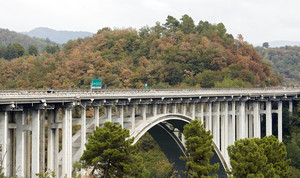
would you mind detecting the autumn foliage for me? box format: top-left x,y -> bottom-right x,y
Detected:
0,15 -> 280,89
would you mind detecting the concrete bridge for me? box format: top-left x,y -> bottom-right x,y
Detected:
0,88 -> 299,177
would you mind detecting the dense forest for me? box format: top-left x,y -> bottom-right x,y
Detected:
0,28 -> 57,51
0,14 -> 280,89
255,45 -> 300,86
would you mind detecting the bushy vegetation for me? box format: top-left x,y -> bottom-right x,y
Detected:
0,14 -> 280,89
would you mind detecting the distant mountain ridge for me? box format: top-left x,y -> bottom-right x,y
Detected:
22,27 -> 94,44
0,28 -> 57,51
255,40 -> 300,48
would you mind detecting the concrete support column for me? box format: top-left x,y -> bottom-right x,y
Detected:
266,101 -> 272,136
238,101 -> 246,139
221,102 -> 228,161
152,104 -> 157,117
213,102 -> 220,149
81,106 -> 86,176
180,103 -> 187,115
16,112 -> 25,177
39,110 -> 45,173
253,102 -> 260,138
0,112 -> 10,177
199,103 -> 204,124
118,106 -> 124,127
207,102 -> 212,132
141,104 -> 146,121
62,106 -> 72,178
94,106 -> 99,129
232,101 -> 236,143
162,104 -> 168,114
32,110 -> 40,177
249,115 -> 253,138
278,101 -> 283,142
289,100 -> 293,115
47,109 -> 59,175
130,105 -> 135,132
190,103 -> 195,120
105,105 -> 112,122
171,103 -> 176,113
24,110 -> 31,178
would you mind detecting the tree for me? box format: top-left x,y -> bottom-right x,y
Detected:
4,43 -> 25,60
181,119 -> 219,177
78,122 -> 139,177
227,135 -> 291,177
179,14 -> 195,34
44,45 -> 60,54
262,42 -> 269,48
164,15 -> 180,34
28,45 -> 38,56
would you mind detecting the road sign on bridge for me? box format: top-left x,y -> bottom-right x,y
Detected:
91,79 -> 102,89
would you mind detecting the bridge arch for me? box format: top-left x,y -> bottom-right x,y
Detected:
130,113 -> 228,177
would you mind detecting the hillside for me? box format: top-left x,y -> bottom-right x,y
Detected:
0,28 -> 57,51
0,15 -> 280,89
22,27 -> 94,44
255,46 -> 300,86
255,41 -> 300,48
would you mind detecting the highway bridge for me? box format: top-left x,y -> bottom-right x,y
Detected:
0,87 -> 299,177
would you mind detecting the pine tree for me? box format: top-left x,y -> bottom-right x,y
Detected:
227,135 -> 291,177
78,122 -> 139,177
181,119 -> 219,177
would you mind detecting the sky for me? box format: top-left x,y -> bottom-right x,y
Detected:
1,0 -> 300,45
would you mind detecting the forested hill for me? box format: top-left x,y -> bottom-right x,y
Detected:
255,46 -> 300,86
0,15 -> 280,89
0,28 -> 57,51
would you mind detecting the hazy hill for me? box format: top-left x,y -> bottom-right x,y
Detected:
22,27 -> 94,44
255,46 -> 300,86
0,28 -> 57,51
255,41 -> 300,48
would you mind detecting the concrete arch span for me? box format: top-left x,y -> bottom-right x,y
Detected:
130,114 -> 227,177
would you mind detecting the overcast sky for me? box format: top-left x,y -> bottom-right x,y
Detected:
1,0 -> 299,45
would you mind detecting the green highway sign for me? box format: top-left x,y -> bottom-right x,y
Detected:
91,79 -> 102,89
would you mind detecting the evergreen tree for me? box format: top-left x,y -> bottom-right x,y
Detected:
179,14 -> 195,34
181,119 -> 219,177
78,122 -> 140,177
228,136 -> 291,177
28,45 -> 38,56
